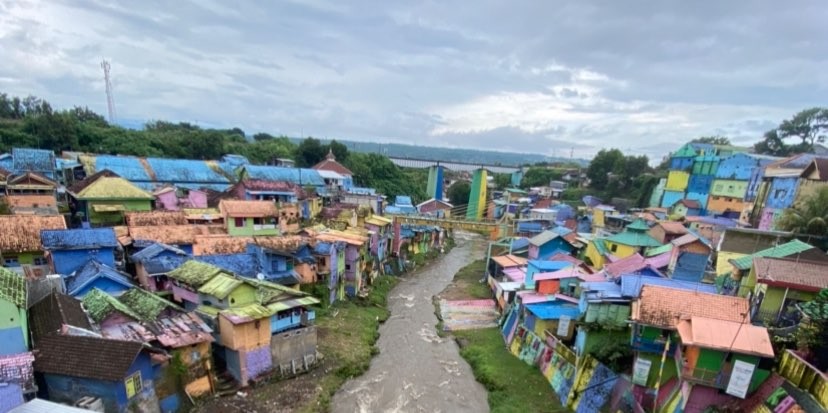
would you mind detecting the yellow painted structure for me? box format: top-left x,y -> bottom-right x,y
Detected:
716,251 -> 746,275
218,313 -> 271,350
779,349 -> 828,410
584,240 -> 608,269
665,170 -> 690,191
707,196 -> 747,214
592,208 -> 606,232
604,241 -> 637,259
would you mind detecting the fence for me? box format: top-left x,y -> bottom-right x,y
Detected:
778,349 -> 828,410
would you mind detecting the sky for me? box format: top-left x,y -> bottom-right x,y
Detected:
1,1 -> 826,161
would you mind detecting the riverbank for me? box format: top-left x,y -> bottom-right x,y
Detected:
437,260 -> 566,413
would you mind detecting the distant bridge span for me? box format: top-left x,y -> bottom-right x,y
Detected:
388,157 -> 521,174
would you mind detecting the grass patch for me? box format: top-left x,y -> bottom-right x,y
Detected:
440,259 -> 491,300
296,275 -> 400,413
454,328 -> 566,413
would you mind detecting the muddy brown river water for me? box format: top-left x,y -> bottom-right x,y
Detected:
331,233 -> 490,413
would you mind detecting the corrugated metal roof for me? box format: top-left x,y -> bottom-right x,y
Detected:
221,304 -> 273,324
131,242 -> 188,262
243,165 -> 324,186
146,157 -> 230,183
525,302 -> 581,320
41,228 -> 117,250
646,243 -> 673,257
197,273 -> 244,299
605,231 -> 662,248
66,260 -> 134,296
528,231 -> 560,247
620,274 -> 717,298
527,260 -> 571,272
10,398 -> 93,413
729,239 -> 814,270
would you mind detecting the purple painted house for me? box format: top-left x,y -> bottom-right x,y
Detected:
153,186 -> 208,211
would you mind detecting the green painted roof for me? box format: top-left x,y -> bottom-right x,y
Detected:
196,305 -> 220,317
118,288 -> 179,320
626,218 -> 650,232
0,267 -> 26,308
82,288 -> 142,323
646,243 -> 674,257
606,231 -> 663,248
74,177 -> 154,200
223,303 -> 274,320
593,238 -> 609,256
729,239 -> 815,270
168,261 -> 223,287
266,296 -> 320,312
673,144 -> 698,158
505,188 -> 528,194
198,273 -> 244,299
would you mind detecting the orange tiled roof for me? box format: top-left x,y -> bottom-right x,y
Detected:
311,151 -> 353,176
125,211 -> 187,226
193,235 -> 252,255
492,254 -> 527,268
632,285 -> 749,328
753,257 -> 828,292
254,235 -> 309,252
656,221 -> 688,235
677,316 -> 774,358
0,215 -> 66,252
129,225 -> 222,246
6,195 -> 58,209
219,200 -> 278,218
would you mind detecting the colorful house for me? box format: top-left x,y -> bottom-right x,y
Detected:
65,260 -> 135,298
671,199 -> 702,218
743,256 -> 828,325
40,228 -> 119,275
229,179 -> 303,203
0,215 -> 66,276
676,316 -> 774,397
667,233 -> 712,283
69,176 -> 154,226
583,238 -> 611,270
795,157 -> 828,206
313,241 -> 346,304
752,154 -> 820,230
534,266 -> 585,296
167,261 -> 225,309
219,200 -> 280,236
648,221 -> 688,244
523,300 -> 581,340
575,281 -> 630,355
416,198 -> 453,218
130,242 -> 190,292
365,215 -> 393,264
238,164 -> 325,189
0,268 -> 28,355
33,334 -> 160,413
603,219 -> 662,259
629,285 -> 749,390
527,230 -> 576,260
524,260 -> 571,290
315,231 -> 368,297
725,239 -> 814,288
153,186 -> 208,210
714,228 -> 795,276
312,149 -> 354,189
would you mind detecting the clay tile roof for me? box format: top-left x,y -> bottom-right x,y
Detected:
675,199 -> 701,209
311,150 -> 353,176
129,225 -> 217,245
657,221 -> 688,235
677,316 -> 774,358
33,334 -> 144,381
29,292 -> 93,343
801,157 -> 828,181
0,215 -> 66,252
632,285 -> 749,329
753,256 -> 828,292
219,200 -> 278,218
125,211 -> 187,226
254,235 -> 308,252
193,235 -> 253,255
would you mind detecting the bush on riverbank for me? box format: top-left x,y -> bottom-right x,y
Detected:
454,328 -> 565,413
439,259 -> 491,300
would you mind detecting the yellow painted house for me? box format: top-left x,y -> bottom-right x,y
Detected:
603,219 -> 662,258
584,239 -> 610,269
665,170 -> 690,191
591,205 -> 615,234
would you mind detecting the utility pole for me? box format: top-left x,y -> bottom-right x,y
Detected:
101,60 -> 116,123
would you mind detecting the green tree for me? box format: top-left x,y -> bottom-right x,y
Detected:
447,181 -> 471,205
798,289 -> 828,370
345,152 -> 426,202
492,173 -> 511,190
755,108 -> 828,155
776,187 -> 828,236
295,137 -> 326,167
691,136 -> 731,145
521,167 -> 563,188
328,139 -> 349,162
253,132 -> 275,141
586,149 -> 625,191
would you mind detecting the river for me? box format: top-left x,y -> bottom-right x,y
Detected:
331,233 -> 490,413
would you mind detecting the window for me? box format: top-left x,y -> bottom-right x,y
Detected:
3,258 -> 20,267
253,217 -> 263,225
191,350 -> 201,362
33,257 -> 48,265
345,264 -> 352,271
125,372 -> 142,399
610,244 -> 618,253
234,217 -> 244,227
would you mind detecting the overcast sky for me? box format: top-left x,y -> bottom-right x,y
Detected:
1,1 -> 825,160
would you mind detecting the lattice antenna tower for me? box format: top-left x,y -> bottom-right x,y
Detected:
101,60 -> 117,123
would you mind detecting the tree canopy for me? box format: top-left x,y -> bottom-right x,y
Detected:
755,108 -> 828,156
691,136 -> 731,145
586,148 -> 654,205
520,167 -> 563,188
447,181 -> 471,206
776,187 -> 828,236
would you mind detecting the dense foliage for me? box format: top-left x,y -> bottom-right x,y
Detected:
776,187 -> 828,236
447,181 -> 471,206
585,148 -> 654,204
754,107 -> 828,156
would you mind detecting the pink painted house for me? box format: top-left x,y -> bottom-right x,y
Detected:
154,186 -> 208,211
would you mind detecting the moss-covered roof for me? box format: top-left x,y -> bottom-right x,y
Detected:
117,288 -> 180,320
197,273 -> 244,299
0,267 -> 26,308
82,288 -> 142,323
74,177 -> 154,200
168,260 -> 223,287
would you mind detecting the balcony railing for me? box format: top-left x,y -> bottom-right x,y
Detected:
253,224 -> 277,231
682,366 -> 727,389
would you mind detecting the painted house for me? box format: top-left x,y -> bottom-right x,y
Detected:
315,231 -> 368,297
714,228 -> 794,276
167,261 -> 225,309
707,153 -> 777,216
69,176 -> 155,226
671,199 -> 702,218
524,260 -> 571,290
676,316 -> 774,397
667,233 -> 712,283
33,334 -> 160,413
629,285 -> 750,391
312,149 -> 354,189
648,221 -> 688,244
40,228 -> 118,275
219,200 -> 280,236
364,215 -> 393,263
685,175 -> 714,210
0,268 -> 29,355
416,198 -> 453,218
65,260 -> 134,298
130,242 -> 190,292
795,157 -> 828,206
153,186 -> 208,210
603,219 -> 662,259
743,256 -> 828,325
527,230 -> 576,260
752,154 -> 820,230
725,239 -> 813,286
584,238 -> 612,270
229,179 -> 303,203
0,215 -> 66,276
523,300 -> 581,340
533,266 -> 584,296
576,281 -> 630,355
313,241 -> 346,304
5,172 -> 59,213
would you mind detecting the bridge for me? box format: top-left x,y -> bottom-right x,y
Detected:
388,157 -> 521,174
389,203 -> 513,239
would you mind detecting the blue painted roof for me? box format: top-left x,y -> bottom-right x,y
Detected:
243,165 -> 324,186
619,274 -> 717,298
146,157 -> 230,183
94,155 -> 153,181
12,148 -> 55,173
0,154 -> 12,171
400,226 -> 415,237
197,253 -> 259,277
528,260 -> 572,271
41,228 -> 118,250
348,187 -> 376,195
143,255 -> 189,275
510,237 -> 530,251
131,243 -> 189,262
517,222 -> 543,233
525,302 -> 581,320
395,196 -> 414,207
67,260 -> 134,296
313,242 -> 333,255
550,226 -> 573,236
